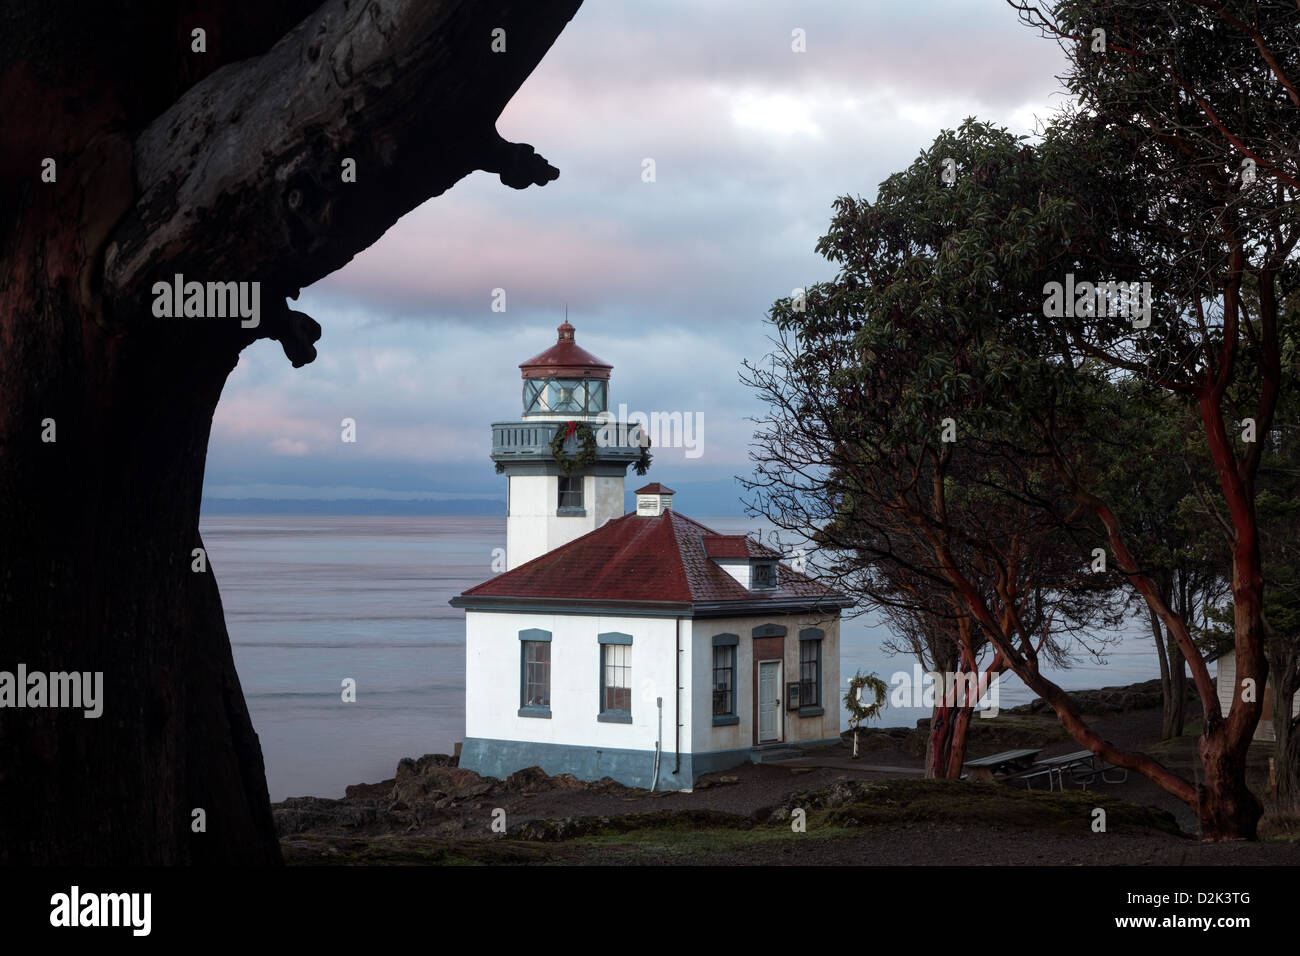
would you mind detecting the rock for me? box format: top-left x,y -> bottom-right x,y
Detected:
392,756 -> 491,805
509,809 -> 751,842
499,766 -> 631,795
501,766 -> 551,792
760,780 -> 881,823
1006,678 -> 1200,717
695,773 -> 740,789
344,779 -> 395,800
272,796 -> 383,836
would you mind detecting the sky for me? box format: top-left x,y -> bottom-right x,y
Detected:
202,0 -> 1075,514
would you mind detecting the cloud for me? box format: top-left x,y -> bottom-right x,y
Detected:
206,2 -> 1074,501
269,437 -> 310,456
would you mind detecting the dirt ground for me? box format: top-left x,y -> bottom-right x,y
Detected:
276,703 -> 1300,865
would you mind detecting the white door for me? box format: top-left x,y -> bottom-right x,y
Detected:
758,660 -> 782,743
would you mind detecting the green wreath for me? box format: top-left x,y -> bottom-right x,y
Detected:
633,436 -> 652,476
551,421 -> 600,475
843,670 -> 888,760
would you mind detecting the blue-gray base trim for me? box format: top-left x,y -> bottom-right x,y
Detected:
459,736 -> 843,791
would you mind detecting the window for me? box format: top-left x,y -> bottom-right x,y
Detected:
548,379 -> 585,413
799,638 -> 821,708
752,561 -> 777,589
518,629 -> 552,718
601,643 -> 631,718
523,642 -> 550,708
557,475 -> 584,512
523,378 -> 607,417
713,646 -> 735,716
523,379 -> 546,414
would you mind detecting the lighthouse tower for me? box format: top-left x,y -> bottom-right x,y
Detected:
491,322 -> 646,569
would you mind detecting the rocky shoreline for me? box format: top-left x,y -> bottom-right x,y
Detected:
272,678 -> 1299,865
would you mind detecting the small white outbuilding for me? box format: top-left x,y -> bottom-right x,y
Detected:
1213,649 -> 1300,742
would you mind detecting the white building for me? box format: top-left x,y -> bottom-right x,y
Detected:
1214,650 -> 1300,743
450,323 -> 850,789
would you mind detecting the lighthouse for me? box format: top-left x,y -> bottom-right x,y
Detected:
453,323 -> 850,791
490,321 -> 647,569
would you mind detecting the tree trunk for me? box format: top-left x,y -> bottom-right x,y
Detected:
945,705 -> 974,779
1039,415 -> 1267,839
1197,733 -> 1264,841
1273,657 -> 1300,799
927,701 -> 954,779
0,0 -> 581,864
0,235 -> 277,861
1168,631 -> 1187,737
1148,605 -> 1175,740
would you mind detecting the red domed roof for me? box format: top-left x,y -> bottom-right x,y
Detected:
519,322 -> 613,380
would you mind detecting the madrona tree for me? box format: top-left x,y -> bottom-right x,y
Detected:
750,106 -> 1289,838
1012,0 -> 1300,837
742,127 -> 1124,781
0,0 -> 582,864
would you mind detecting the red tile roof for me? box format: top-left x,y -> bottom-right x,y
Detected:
455,510 -> 846,609
700,534 -> 780,560
634,482 -> 675,495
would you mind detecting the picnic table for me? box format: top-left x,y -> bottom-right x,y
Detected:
1021,750 -> 1130,791
962,748 -> 1042,782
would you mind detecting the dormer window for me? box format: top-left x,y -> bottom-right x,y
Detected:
752,561 -> 778,589
702,534 -> 782,589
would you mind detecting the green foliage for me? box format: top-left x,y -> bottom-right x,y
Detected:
549,420 -> 653,476
550,421 -> 599,476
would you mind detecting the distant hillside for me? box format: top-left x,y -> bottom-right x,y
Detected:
202,478 -> 751,517
201,498 -> 505,516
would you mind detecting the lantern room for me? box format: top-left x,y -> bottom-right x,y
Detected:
519,321 -> 612,419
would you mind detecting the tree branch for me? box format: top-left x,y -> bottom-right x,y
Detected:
101,0 -> 581,361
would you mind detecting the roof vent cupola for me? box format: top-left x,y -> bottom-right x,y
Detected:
635,483 -> 675,517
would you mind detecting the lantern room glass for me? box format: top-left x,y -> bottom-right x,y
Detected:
522,378 -> 608,416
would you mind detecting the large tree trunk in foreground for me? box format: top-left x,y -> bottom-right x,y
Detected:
0,0 -> 581,864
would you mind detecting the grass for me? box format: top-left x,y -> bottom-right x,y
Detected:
1259,798 -> 1300,841
1141,717 -> 1204,765
282,778 -> 1184,865
787,778 -> 1182,835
